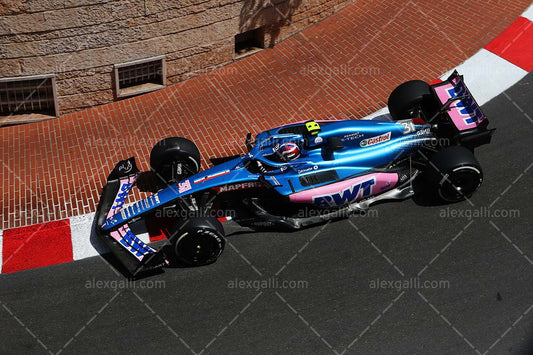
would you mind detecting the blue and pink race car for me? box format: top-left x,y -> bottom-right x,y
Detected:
95,71 -> 494,277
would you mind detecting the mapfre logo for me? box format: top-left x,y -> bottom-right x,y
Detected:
312,177 -> 376,207
215,181 -> 262,192
360,132 -> 391,147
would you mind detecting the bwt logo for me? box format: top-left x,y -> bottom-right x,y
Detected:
446,83 -> 484,125
313,177 -> 376,207
119,230 -> 153,258
111,182 -> 133,211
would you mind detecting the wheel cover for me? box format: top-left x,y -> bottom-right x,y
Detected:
438,166 -> 482,202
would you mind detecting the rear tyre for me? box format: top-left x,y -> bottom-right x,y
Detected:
170,217 -> 225,266
150,137 -> 201,185
388,80 -> 436,121
427,146 -> 483,202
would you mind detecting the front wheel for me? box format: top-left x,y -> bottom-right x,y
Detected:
170,217 -> 225,266
150,137 -> 201,185
427,146 -> 483,202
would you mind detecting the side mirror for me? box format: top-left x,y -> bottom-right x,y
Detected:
245,133 -> 253,152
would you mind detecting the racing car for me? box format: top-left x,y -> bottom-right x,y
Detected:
94,71 -> 494,277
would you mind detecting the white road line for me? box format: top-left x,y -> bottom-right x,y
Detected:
522,3 -> 533,22
69,212 -> 108,260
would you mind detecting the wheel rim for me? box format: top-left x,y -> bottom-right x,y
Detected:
176,231 -> 221,265
439,166 -> 482,202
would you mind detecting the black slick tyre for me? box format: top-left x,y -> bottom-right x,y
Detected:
427,146 -> 483,202
170,217 -> 225,266
388,80 -> 435,121
150,137 -> 201,185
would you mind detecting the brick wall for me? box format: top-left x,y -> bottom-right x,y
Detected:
0,0 -> 351,114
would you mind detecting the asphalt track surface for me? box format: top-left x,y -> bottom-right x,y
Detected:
1,73 -> 533,355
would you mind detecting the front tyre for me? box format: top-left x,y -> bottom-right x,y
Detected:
427,146 -> 483,202
170,217 -> 225,266
150,137 -> 201,185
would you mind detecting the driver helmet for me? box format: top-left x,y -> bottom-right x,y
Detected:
276,142 -> 301,161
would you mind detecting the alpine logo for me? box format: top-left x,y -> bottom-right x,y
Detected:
313,177 -> 376,207
117,160 -> 133,174
360,132 -> 391,147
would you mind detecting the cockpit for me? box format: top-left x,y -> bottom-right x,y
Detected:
245,120 -> 345,174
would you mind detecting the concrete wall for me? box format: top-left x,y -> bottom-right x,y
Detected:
0,0 -> 351,114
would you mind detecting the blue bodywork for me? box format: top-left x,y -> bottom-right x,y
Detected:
102,118 -> 432,231
95,71 -> 494,277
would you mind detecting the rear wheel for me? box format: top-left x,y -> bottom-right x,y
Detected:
427,146 -> 483,202
150,137 -> 200,185
388,80 -> 437,121
170,217 -> 225,266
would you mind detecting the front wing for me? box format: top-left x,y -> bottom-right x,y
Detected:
94,158 -> 167,277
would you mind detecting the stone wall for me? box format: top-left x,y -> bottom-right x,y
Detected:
0,0 -> 351,114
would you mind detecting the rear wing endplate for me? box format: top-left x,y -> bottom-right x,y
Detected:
432,70 -> 487,131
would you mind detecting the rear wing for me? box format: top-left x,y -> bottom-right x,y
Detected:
431,71 -> 494,147
94,158 -> 167,277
